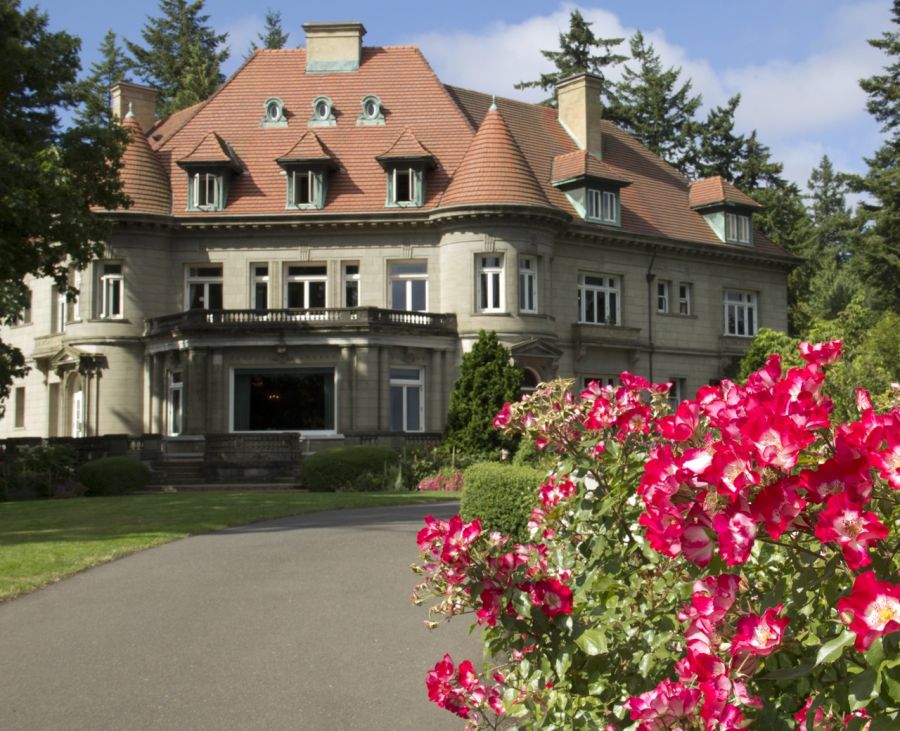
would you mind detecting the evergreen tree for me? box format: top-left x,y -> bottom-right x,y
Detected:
690,95 -> 746,181
444,331 -> 523,455
79,29 -> 130,123
0,0 -> 128,410
734,131 -> 786,192
604,31 -> 702,172
126,0 -> 229,117
246,9 -> 289,59
848,0 -> 900,314
515,10 -> 626,94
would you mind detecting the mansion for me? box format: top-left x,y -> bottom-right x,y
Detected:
0,22 -> 793,448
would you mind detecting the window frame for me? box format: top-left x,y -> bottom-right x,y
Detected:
477,254 -> 505,313
723,289 -> 758,337
577,273 -> 622,326
518,256 -> 538,314
99,263 -> 124,319
13,386 -> 25,429
678,282 -> 693,316
185,265 -> 224,311
189,171 -> 223,211
343,263 -> 360,308
284,264 -> 328,309
389,367 -> 424,433
725,212 -> 752,244
286,167 -> 326,210
388,261 -> 428,312
251,264 -> 269,310
387,165 -> 424,208
657,280 -> 671,314
167,371 -> 183,437
587,188 -> 620,225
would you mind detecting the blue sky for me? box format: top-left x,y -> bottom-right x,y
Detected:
36,0 -> 892,193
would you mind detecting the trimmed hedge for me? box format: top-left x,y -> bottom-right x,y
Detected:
302,446 -> 400,492
460,462 -> 543,542
76,456 -> 151,496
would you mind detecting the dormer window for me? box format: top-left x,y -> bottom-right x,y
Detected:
357,95 -> 384,125
287,168 -> 325,209
190,171 -> 223,211
309,96 -> 336,127
587,188 -> 619,225
388,165 -> 423,207
725,212 -> 751,244
177,132 -> 241,212
261,97 -> 287,128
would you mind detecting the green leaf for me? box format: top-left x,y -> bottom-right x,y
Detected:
762,662 -> 815,681
865,637 -> 885,667
871,713 -> 900,731
815,630 -> 855,666
848,667 -> 879,711
575,628 -> 608,656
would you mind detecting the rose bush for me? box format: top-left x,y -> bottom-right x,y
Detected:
412,341 -> 900,729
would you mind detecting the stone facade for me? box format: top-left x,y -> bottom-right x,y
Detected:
0,22 -> 794,445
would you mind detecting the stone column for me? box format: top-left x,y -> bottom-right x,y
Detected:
185,348 -> 208,434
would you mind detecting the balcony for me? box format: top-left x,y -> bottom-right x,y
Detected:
145,307 -> 458,338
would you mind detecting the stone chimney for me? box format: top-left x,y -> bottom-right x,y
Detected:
555,73 -> 604,159
111,82 -> 159,133
303,21 -> 366,73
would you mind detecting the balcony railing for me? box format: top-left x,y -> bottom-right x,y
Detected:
145,307 -> 458,337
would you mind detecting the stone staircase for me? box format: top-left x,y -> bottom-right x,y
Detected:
148,458 -> 206,486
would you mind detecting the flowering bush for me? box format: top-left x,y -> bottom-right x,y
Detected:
418,470 -> 465,492
412,341 -> 900,729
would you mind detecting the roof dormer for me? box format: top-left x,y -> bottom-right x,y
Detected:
689,176 -> 764,246
176,132 -> 242,212
377,128 -> 434,208
552,150 -> 631,225
277,132 -> 336,210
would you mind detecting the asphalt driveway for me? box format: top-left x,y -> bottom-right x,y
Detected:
0,501 -> 480,730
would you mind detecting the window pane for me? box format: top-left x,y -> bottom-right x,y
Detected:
585,290 -> 596,322
390,280 -> 406,310
309,281 -> 326,307
406,386 -> 421,431
390,386 -> 404,431
608,293 -> 617,324
395,170 -> 411,202
287,283 -> 303,308
254,283 -> 268,309
345,281 -> 358,307
189,284 -> 205,309
390,262 -> 426,276
391,368 -> 420,381
411,280 -> 426,311
208,284 -> 223,309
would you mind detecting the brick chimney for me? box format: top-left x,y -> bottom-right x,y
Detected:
110,82 -> 159,133
303,21 -> 367,73
555,74 -> 604,159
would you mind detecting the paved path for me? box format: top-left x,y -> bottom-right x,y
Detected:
0,502 -> 480,730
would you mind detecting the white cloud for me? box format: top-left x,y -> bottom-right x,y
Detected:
408,2 -> 891,186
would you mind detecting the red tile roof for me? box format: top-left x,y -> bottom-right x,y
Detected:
551,150 -> 632,187
177,131 -> 241,169
277,131 -> 334,164
377,127 -> 434,162
155,46 -> 474,214
689,176 -> 764,210
117,114 -> 171,215
441,104 -> 550,208
446,86 -> 787,256
114,42 -> 789,259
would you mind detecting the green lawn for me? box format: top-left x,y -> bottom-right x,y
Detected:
0,491 -> 458,601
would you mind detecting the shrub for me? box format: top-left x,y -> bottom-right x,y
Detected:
301,446 -> 399,492
417,469 -> 464,492
460,462 -> 542,542
77,456 -> 150,496
2,444 -> 79,500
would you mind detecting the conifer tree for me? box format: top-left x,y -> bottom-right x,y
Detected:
79,29 -> 130,123
0,0 -> 128,409
246,9 -> 289,59
127,0 -> 229,117
848,0 -> 900,314
604,31 -> 702,172
515,10 -> 626,94
444,331 -> 522,455
690,95 -> 746,181
734,131 -> 785,191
